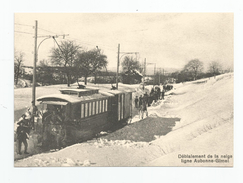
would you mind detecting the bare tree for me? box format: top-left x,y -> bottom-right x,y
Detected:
208,61 -> 222,77
50,40 -> 81,86
74,49 -> 108,85
121,56 -> 141,73
184,59 -> 204,80
14,51 -> 25,85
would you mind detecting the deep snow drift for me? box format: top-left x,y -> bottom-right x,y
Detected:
14,73 -> 234,167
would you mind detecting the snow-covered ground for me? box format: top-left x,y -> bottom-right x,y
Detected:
14,73 -> 234,167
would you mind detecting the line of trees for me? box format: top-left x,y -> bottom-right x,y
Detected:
49,40 -> 108,86
170,59 -> 228,83
14,40 -> 109,87
14,42 -> 232,87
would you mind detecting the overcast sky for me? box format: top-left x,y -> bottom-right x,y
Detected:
14,13 -> 233,73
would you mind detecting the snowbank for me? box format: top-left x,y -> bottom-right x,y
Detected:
14,73 -> 234,167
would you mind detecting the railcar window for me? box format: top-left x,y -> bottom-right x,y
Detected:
96,101 -> 99,114
105,99 -> 108,112
92,101 -> 96,115
99,100 -> 102,113
81,103 -> 84,118
85,103 -> 88,117
89,102 -> 92,116
102,99 -> 105,112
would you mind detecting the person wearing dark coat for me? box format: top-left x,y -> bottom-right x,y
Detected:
143,92 -> 149,104
161,89 -> 165,100
138,95 -> 143,108
134,96 -> 139,109
157,87 -> 161,100
16,121 -> 29,155
141,94 -> 148,119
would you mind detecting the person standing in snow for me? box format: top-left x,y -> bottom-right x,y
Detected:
157,87 -> 161,100
18,114 -> 31,134
135,96 -> 139,109
141,96 -> 148,119
16,121 -> 29,155
161,89 -> 165,100
49,110 -> 63,150
138,95 -> 143,118
143,92 -> 149,104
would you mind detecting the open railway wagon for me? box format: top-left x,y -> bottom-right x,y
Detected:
36,87 -> 132,148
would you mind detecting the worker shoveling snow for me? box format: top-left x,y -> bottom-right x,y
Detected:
14,73 -> 233,167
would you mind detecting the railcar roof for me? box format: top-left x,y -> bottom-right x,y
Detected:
37,93 -> 110,104
59,88 -> 99,92
105,89 -> 134,94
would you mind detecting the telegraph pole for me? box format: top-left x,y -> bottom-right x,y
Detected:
32,21 -> 68,104
116,44 -> 120,89
154,64 -> 156,85
32,20 -> 38,106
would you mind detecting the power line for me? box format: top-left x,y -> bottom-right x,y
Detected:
15,22 -> 62,35
14,23 -> 34,27
67,36 -> 116,51
15,30 -> 52,37
15,23 -> 116,51
38,27 -> 60,35
14,31 -> 34,35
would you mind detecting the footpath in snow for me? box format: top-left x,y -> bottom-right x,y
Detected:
14,73 -> 234,167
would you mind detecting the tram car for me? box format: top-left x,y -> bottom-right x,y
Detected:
36,86 -> 132,148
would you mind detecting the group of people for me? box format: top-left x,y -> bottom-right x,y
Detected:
16,101 -> 39,155
150,86 -> 165,103
16,101 -> 68,155
134,86 -> 166,119
134,92 -> 149,119
42,106 -> 68,150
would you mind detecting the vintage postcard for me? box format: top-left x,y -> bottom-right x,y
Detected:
13,13 -> 233,167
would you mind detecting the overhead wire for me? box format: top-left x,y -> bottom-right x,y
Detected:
38,27 -> 60,35
15,23 -> 117,51
67,36 -> 116,51
15,23 -> 119,51
14,23 -> 34,27
15,31 -> 54,37
14,31 -> 34,35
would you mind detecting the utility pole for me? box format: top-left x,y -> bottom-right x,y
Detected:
32,20 -> 38,106
143,58 -> 146,90
116,43 -> 120,89
154,64 -> 156,85
159,68 -> 161,85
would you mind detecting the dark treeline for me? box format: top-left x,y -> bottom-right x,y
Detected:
15,44 -> 232,87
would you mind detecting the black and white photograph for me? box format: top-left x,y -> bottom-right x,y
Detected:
13,13 -> 234,167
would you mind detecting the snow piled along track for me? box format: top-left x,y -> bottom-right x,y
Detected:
14,73 -> 234,167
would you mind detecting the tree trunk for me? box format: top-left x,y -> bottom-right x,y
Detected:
15,66 -> 20,85
15,75 -> 18,85
66,73 -> 71,87
84,76 -> 87,85
94,73 -> 97,85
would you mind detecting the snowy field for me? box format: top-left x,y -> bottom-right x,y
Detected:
14,73 -> 234,167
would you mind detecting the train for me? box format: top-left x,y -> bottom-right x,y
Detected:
36,86 -> 133,149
